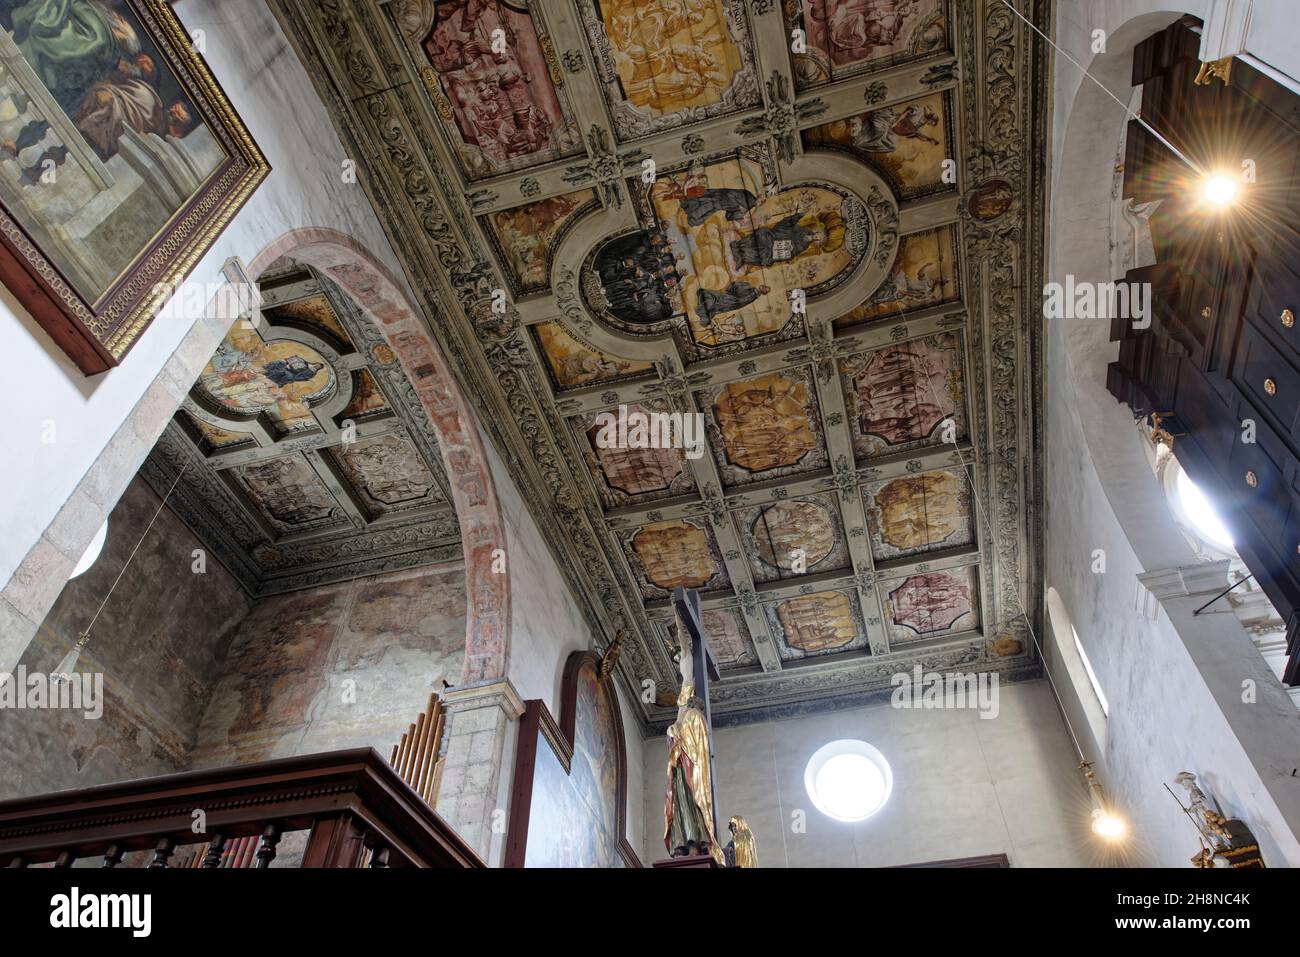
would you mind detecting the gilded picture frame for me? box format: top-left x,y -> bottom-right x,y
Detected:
0,0 -> 270,374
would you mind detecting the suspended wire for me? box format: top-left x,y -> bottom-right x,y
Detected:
998,0 -> 1206,177
81,461 -> 190,639
946,437 -> 1088,763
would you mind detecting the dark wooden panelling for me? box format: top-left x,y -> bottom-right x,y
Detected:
1110,17 -> 1300,683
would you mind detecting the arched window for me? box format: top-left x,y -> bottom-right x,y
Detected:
1045,588 -> 1108,752
1159,453 -> 1236,557
69,520 -> 108,580
1071,624 -> 1109,718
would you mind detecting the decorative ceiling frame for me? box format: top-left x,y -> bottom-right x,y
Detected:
267,0 -> 1049,730
141,265 -> 462,596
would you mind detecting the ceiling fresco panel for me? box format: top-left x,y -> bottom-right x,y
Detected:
482,188 -> 598,296
327,432 -> 445,518
571,401 -> 698,508
784,0 -> 950,90
881,565 -> 980,644
532,320 -> 655,391
179,409 -> 255,455
402,0 -> 584,181
582,148 -> 868,358
834,224 -> 960,328
659,607 -> 758,672
229,454 -> 345,535
195,325 -> 335,438
263,293 -> 355,353
339,368 -> 393,423
802,91 -> 955,201
839,331 -> 968,460
766,589 -> 869,661
697,367 -> 828,486
733,495 -> 850,583
620,518 -> 730,599
862,467 -> 974,562
577,0 -> 762,140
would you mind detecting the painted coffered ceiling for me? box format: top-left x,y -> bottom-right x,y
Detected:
142,264 -> 461,595
269,0 -> 1049,729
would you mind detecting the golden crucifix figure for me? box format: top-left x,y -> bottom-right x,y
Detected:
663,606 -> 724,865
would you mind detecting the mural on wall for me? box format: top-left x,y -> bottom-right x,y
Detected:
882,566 -> 979,643
0,0 -> 268,374
802,92 -> 953,201
839,331 -> 967,459
623,519 -> 728,598
863,468 -> 974,561
195,325 -> 334,437
576,0 -> 761,139
532,319 -> 654,390
766,589 -> 868,661
483,188 -> 596,294
512,653 -> 635,868
416,0 -> 581,180
835,225 -> 959,327
784,0 -> 948,90
194,562 -> 468,767
572,401 -> 698,508
735,495 -> 850,583
584,150 -> 867,354
697,368 -> 828,485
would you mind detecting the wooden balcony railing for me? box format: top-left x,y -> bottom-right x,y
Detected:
0,748 -> 482,869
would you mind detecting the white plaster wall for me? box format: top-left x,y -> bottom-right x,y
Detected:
1,0 -> 405,591
483,430 -> 647,855
642,681 -> 1092,867
488,433 -> 590,714
1045,1 -> 1300,866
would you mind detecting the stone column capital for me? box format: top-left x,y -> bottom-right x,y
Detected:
442,678 -> 525,721
1135,559 -> 1233,619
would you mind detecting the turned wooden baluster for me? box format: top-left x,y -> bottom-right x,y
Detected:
201,833 -> 227,868
102,844 -> 124,868
150,836 -> 175,868
254,824 -> 281,868
53,850 -> 75,868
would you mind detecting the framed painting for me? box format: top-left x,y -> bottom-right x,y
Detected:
0,0 -> 270,374
505,651 -> 641,868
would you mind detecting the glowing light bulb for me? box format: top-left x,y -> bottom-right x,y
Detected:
1201,173 -> 1240,208
1091,807 -> 1127,840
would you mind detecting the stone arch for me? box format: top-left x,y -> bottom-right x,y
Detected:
248,227 -> 510,688
1050,10 -> 1210,580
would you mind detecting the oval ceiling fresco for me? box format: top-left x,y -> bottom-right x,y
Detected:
581,149 -> 869,352
195,326 -> 335,437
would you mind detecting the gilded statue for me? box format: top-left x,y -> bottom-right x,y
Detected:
664,681 -> 724,864
726,816 -> 758,868
663,609 -> 724,864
